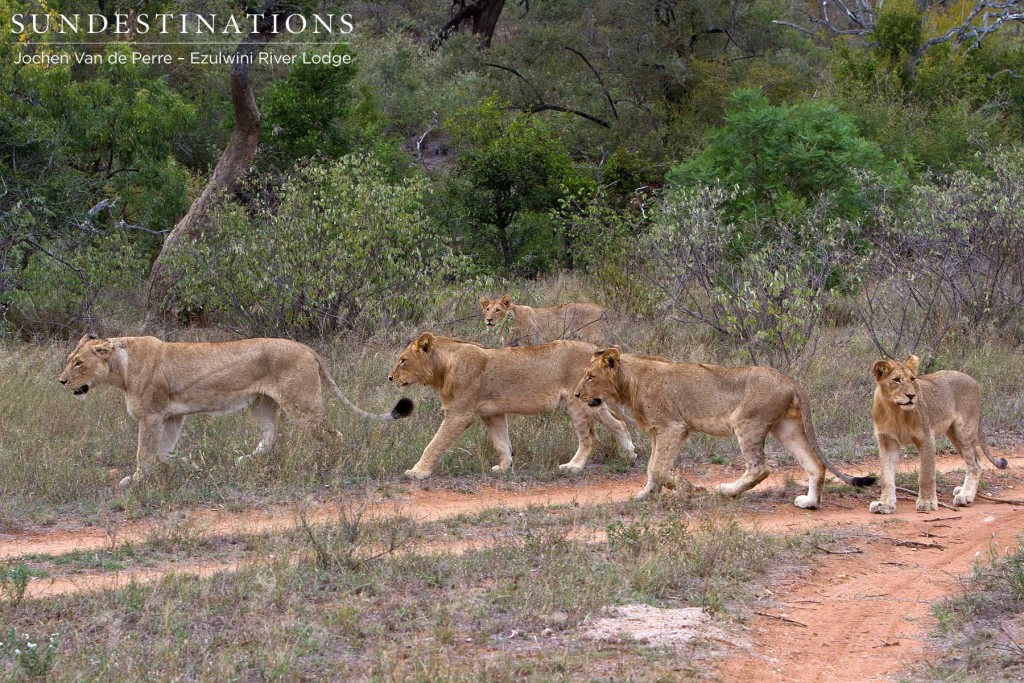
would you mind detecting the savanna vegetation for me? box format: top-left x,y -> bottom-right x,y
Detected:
3,0 -> 1024,679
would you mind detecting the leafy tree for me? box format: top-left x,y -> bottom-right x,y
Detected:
442,98 -> 578,275
667,88 -> 896,223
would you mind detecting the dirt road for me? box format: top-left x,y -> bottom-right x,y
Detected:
2,453 -> 1022,681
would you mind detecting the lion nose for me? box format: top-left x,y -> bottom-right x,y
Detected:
906,393 -> 915,399
574,392 -> 581,398
387,375 -> 393,382
59,378 -> 67,385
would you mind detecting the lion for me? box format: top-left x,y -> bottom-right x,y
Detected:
478,294 -> 607,347
869,355 -> 1007,514
574,348 -> 876,507
58,335 -> 413,487
387,332 -> 636,479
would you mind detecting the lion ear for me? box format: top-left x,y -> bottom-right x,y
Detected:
479,296 -> 491,308
592,348 -> 606,359
416,332 -> 434,354
602,347 -> 621,369
872,360 -> 893,382
906,355 -> 920,374
92,341 -> 113,359
499,294 -> 512,306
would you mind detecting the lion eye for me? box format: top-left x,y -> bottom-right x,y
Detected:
74,360 -> 83,367
400,359 -> 406,365
909,376 -> 916,382
893,378 -> 901,384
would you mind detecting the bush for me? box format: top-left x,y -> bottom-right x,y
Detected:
642,185 -> 868,367
667,88 -> 898,224
441,98 -> 578,276
173,154 -> 471,338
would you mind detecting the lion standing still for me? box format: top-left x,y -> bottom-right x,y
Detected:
479,294 -> 607,346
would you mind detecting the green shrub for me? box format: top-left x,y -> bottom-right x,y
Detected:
667,88 -> 898,224
173,154 -> 471,338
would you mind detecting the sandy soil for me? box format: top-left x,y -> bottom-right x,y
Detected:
2,452 -> 1022,681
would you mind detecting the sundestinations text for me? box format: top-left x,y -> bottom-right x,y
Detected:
10,13 -> 353,35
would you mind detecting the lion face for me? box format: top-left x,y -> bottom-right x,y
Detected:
388,332 -> 435,388
58,335 -> 114,400
478,294 -> 512,328
574,348 -> 621,408
872,355 -> 921,411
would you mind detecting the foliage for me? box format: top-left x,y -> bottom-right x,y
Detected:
858,149 -> 1024,365
552,190 -> 657,316
172,154 -> 471,337
667,88 -> 896,223
262,45 -> 360,167
0,630 -> 60,680
642,185 -> 869,367
441,97 -> 578,276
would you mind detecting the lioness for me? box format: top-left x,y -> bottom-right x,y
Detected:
574,348 -> 875,507
869,355 -> 1007,514
479,294 -> 607,346
58,335 -> 413,487
387,333 -> 636,479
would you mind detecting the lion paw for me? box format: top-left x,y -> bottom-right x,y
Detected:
915,498 -> 939,512
633,488 -> 653,501
869,500 -> 896,514
558,463 -> 584,474
794,495 -> 819,510
117,474 -> 135,489
952,486 -> 974,506
715,483 -> 740,498
490,464 -> 512,473
404,468 -> 431,481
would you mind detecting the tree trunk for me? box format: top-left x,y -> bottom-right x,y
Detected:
144,4 -> 290,325
433,0 -> 509,49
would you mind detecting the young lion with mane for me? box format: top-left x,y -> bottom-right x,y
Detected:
574,347 -> 875,507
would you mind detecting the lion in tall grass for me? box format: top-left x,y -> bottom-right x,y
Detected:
478,294 -> 607,346
58,335 -> 412,486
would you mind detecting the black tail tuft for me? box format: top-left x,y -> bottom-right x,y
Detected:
849,475 -> 877,487
391,398 -> 414,419
996,457 -> 1009,470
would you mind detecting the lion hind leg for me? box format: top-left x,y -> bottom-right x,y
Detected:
949,425 -> 982,506
716,429 -> 770,498
238,395 -> 282,467
772,417 -> 825,509
482,415 -> 513,472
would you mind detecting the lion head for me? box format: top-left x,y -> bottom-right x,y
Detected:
478,294 -> 513,328
58,335 -> 115,400
389,332 -> 438,388
872,355 -> 921,411
574,347 -> 621,408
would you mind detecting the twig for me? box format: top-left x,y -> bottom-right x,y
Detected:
923,515 -> 962,522
975,492 -> 1024,506
753,611 -> 808,627
816,544 -> 864,555
891,539 -> 946,550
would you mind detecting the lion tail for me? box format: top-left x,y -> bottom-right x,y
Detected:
978,425 -> 1009,469
794,385 -> 876,488
313,351 -> 413,422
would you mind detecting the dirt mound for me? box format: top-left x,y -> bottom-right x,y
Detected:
583,604 -> 748,650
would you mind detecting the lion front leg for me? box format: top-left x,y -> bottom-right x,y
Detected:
869,434 -> 900,514
406,414 -> 475,480
635,428 -> 687,501
915,434 -> 939,512
119,418 -> 166,488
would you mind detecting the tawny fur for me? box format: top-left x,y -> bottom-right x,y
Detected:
869,355 -> 1007,515
573,348 -> 874,508
57,335 -> 411,487
479,294 -> 607,346
388,333 -> 635,479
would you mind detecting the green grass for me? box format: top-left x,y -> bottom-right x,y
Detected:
908,535 -> 1024,682
0,504 -> 818,681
